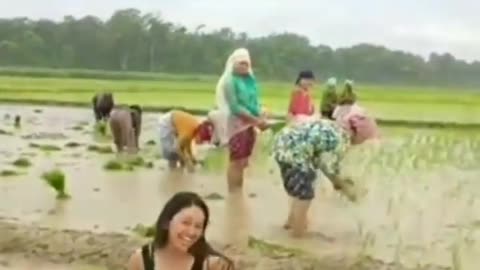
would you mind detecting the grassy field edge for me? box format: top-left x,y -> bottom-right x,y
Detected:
2,97 -> 480,129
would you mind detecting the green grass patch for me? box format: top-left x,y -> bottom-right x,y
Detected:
0,75 -> 479,123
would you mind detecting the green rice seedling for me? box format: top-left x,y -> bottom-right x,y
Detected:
87,144 -> 113,154
132,224 -> 156,238
144,161 -> 154,169
0,129 -> 13,135
64,141 -> 82,148
95,121 -> 107,135
14,115 -> 21,128
29,143 -> 61,151
145,139 -> 156,146
41,169 -> 70,199
0,169 -> 19,177
127,156 -> 145,167
12,157 -> 32,167
103,160 -> 124,171
248,237 -> 305,257
39,144 -> 62,151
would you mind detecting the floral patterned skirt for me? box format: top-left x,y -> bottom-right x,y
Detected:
277,161 -> 317,200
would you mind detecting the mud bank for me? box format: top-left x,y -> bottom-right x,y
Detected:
0,219 -> 450,270
1,99 -> 480,129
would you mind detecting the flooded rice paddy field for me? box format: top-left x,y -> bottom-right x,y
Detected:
0,104 -> 479,270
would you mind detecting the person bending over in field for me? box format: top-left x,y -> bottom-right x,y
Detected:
157,110 -> 216,171
109,105 -> 142,154
332,80 -> 380,144
272,119 -> 357,238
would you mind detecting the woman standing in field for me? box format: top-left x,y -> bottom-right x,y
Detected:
127,191 -> 233,270
272,119 -> 357,238
287,70 -> 317,125
157,110 -> 216,171
215,48 -> 268,193
320,77 -> 338,119
333,80 -> 380,144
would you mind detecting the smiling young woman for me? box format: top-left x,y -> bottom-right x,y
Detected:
127,192 -> 234,270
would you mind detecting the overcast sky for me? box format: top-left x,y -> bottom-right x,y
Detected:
1,0 -> 479,62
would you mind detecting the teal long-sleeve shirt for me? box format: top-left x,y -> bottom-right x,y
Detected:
225,74 -> 261,117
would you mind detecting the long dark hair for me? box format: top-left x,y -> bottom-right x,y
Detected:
153,192 -> 234,270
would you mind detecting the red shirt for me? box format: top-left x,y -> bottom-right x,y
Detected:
288,88 -> 314,116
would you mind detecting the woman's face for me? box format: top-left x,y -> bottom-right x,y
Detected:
233,60 -> 250,75
299,78 -> 314,90
168,206 -> 205,252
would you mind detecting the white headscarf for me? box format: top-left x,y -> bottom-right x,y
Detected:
213,48 -> 253,145
215,48 -> 252,113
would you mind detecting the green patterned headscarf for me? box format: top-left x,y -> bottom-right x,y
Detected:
320,77 -> 338,112
338,80 -> 356,105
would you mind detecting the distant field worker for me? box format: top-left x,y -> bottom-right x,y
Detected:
157,110 -> 216,171
109,105 -> 142,154
287,70 -> 317,124
273,119 -> 357,238
333,80 -> 380,144
320,77 -> 338,119
92,92 -> 114,122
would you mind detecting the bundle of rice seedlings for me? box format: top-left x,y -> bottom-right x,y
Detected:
87,144 -> 113,154
41,169 -> 70,199
1,169 -> 19,177
12,157 -> 32,168
103,160 -> 124,171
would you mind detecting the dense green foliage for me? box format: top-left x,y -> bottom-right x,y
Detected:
1,9 -> 480,86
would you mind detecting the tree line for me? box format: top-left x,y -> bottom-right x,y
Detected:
0,8 -> 479,87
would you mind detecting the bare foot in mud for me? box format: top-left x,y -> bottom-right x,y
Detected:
283,218 -> 309,231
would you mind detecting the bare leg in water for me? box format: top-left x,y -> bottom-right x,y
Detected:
290,198 -> 312,238
283,197 -> 309,232
227,159 -> 247,193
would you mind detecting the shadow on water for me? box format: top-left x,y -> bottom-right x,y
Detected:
0,105 -> 479,269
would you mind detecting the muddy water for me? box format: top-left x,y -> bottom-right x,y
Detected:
0,105 -> 479,269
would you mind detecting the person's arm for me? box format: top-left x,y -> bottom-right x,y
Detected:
127,250 -> 143,270
314,150 -> 357,201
